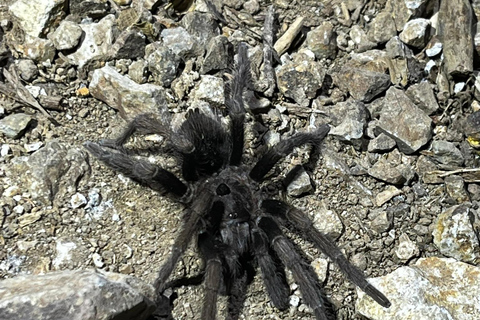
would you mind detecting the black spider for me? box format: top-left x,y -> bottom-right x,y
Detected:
84,43 -> 391,320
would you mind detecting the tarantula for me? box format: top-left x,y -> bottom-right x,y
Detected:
84,43 -> 391,320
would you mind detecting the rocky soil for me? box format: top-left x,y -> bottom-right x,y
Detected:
1,0 -> 480,320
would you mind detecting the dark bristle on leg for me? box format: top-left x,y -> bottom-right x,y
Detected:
249,124 -> 330,182
226,43 -> 250,166
258,216 -> 333,320
261,200 -> 392,308
198,233 -> 222,320
84,141 -> 188,197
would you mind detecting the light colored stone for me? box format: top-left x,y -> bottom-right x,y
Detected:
9,0 -> 66,37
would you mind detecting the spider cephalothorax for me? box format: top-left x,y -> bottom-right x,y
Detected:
85,43 -> 390,320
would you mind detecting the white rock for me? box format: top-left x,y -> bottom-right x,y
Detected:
9,0 -> 66,37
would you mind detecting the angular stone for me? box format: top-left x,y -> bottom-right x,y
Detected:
326,100 -> 367,147
161,27 -> 202,60
7,141 -> 90,205
377,87 -> 432,154
193,75 -> 224,105
333,66 -> 390,103
433,205 -> 480,264
146,44 -> 180,87
287,169 -> 312,196
180,12 -> 220,46
109,30 -> 146,60
444,176 -> 470,204
14,35 -> 56,62
276,49 -> 325,106
69,0 -> 109,19
9,0 -> 66,37
429,140 -> 464,169
49,20 -> 83,50
0,269 -> 156,320
367,11 -> 397,44
16,59 -> 38,82
0,113 -> 33,139
201,35 -> 233,74
128,59 -> 148,84
437,0 -> 474,76
368,133 -> 396,153
405,81 -> 439,115
65,15 -> 115,68
368,158 -> 407,185
310,200 -> 343,240
368,208 -> 393,233
399,18 -> 431,49
357,257 -> 480,320
349,25 -> 376,53
89,65 -> 169,120
395,233 -> 419,261
306,21 -> 337,60
375,185 -> 402,206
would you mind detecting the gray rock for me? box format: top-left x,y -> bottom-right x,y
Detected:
16,59 -> 38,82
69,0 -> 109,19
110,30 -> 146,60
444,176 -> 470,204
89,65 -> 169,120
311,200 -> 343,239
429,141 -> 464,169
161,27 -> 202,60
327,100 -> 367,147
332,65 -> 390,103
437,0 -> 474,76
368,157 -> 409,185
356,257 -> 480,320
243,0 -> 260,14
193,75 -> 224,106
349,25 -> 376,53
377,87 -> 432,154
9,0 -> 66,37
395,233 -> 419,261
0,269 -> 156,320
368,133 -> 396,153
375,185 -> 402,206
128,59 -> 148,84
368,208 -> 393,233
180,12 -> 221,46
306,21 -> 337,60
14,35 -> 56,63
405,82 -> 439,115
7,141 -> 90,205
433,205 -> 480,264
146,44 -> 180,87
49,20 -> 83,51
367,11 -> 397,44
286,169 -> 312,196
65,15 -> 115,68
0,113 -> 33,138
399,18 -> 431,49
201,35 -> 233,74
276,49 -> 325,106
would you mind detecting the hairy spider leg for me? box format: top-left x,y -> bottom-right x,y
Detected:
251,228 -> 290,310
225,42 -> 250,166
198,232 -> 222,320
97,113 -> 172,150
84,141 -> 188,197
249,124 -> 330,182
178,110 -> 231,181
258,216 -> 334,320
225,270 -> 249,320
261,200 -> 392,308
154,189 -> 214,293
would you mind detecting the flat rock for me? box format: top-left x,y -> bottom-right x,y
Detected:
306,21 -> 337,60
405,81 -> 439,115
399,18 -> 431,49
437,0 -> 474,76
201,35 -> 233,74
356,257 -> 480,320
9,0 -> 66,37
326,100 -> 367,148
65,14 -> 115,68
89,65 -> 169,120
0,113 -> 33,139
49,20 -> 83,50
429,140 -> 464,169
109,30 -> 146,60
368,133 -> 396,153
377,87 -> 432,154
367,11 -> 397,44
276,49 -> 325,106
180,12 -> 220,46
7,140 -> 90,206
161,27 -> 202,60
0,269 -> 156,320
432,205 -> 480,264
